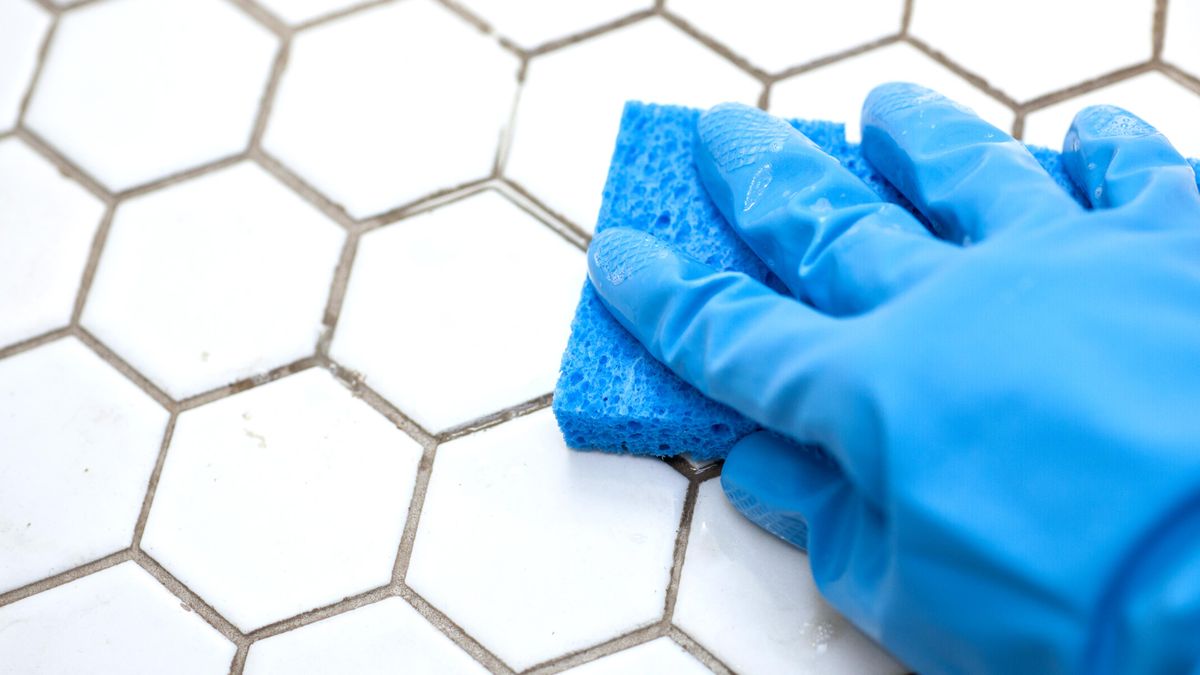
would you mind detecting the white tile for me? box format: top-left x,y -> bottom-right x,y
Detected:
674,480 -> 903,675
505,17 -> 761,231
255,0 -> 366,25
81,161 -> 344,400
245,597 -> 486,675
0,338 -> 168,594
141,368 -> 422,631
0,561 -> 236,675
0,138 -> 104,349
457,0 -> 650,51
263,0 -> 519,220
25,0 -> 277,191
564,638 -> 711,674
330,190 -> 583,432
770,42 -> 1014,142
910,0 -> 1154,102
1165,0 -> 1200,79
0,0 -> 50,132
1022,71 -> 1200,157
668,0 -> 903,74
407,410 -> 687,671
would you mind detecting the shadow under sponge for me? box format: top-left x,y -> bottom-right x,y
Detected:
553,101 -> 1200,460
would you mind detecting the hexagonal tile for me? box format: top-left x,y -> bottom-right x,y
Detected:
504,17 -> 761,231
140,368 -> 423,631
407,410 -> 687,671
255,0 -> 367,26
0,561 -> 236,674
1165,0 -> 1200,79
668,0 -> 903,75
81,161 -> 344,400
244,597 -> 487,674
0,0 -> 50,133
263,0 -> 519,220
457,0 -> 650,51
674,480 -> 902,674
25,0 -> 277,191
563,638 -> 710,674
909,0 -> 1154,102
330,190 -> 582,433
1022,71 -> 1200,156
0,138 -> 105,349
0,337 -> 168,594
770,42 -> 1014,142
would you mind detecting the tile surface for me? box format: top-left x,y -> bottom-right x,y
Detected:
245,597 -> 486,675
82,161 -> 344,400
562,637 -> 711,674
25,0 -> 277,191
668,0 -> 904,74
331,190 -> 583,432
408,410 -> 688,671
1022,71 -> 1200,156
505,17 -> 761,230
909,0 -> 1153,102
770,42 -> 1013,142
674,480 -> 903,674
0,0 -> 50,132
0,338 -> 168,594
0,561 -> 236,675
458,0 -> 650,50
264,0 -> 519,219
141,369 -> 423,631
0,138 -> 104,349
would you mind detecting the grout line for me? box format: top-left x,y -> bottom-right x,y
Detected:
768,34 -> 902,84
658,8 -> 770,84
757,80 -> 771,110
133,550 -> 248,646
0,550 -> 129,609
1011,110 -> 1026,142
294,0 -> 397,32
1159,62 -> 1200,96
73,326 -> 175,410
1016,61 -> 1155,113
16,13 -> 58,126
900,0 -> 914,36
315,230 -> 361,357
130,412 -> 178,549
248,42 -> 291,150
251,148 -> 359,229
1152,0 -> 1168,61
492,76 -> 525,177
524,8 -> 656,58
499,177 -> 592,247
228,644 -> 249,675
69,203 -> 116,325
902,35 -> 1019,109
397,586 -> 517,674
436,392 -> 554,442
495,180 -> 588,251
0,326 -> 73,362
432,0 -> 493,36
246,585 -> 393,641
225,0 -> 291,37
390,440 -> 439,583
115,153 -> 246,201
522,624 -> 662,674
176,356 -> 321,411
325,363 -> 438,446
365,177 -> 495,232
669,625 -> 734,674
661,479 -> 700,624
16,127 -> 112,203
31,0 -> 58,13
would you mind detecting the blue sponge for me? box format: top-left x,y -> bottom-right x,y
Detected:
553,101 -> 1200,460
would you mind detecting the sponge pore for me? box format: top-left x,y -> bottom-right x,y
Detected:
553,101 -> 1200,460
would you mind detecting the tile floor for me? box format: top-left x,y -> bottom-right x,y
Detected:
0,0 -> 1197,673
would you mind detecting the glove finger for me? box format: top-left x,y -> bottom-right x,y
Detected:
588,227 -> 846,445
1062,105 -> 1200,213
861,82 -> 1083,244
696,103 -> 956,315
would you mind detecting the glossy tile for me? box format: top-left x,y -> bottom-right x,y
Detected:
0,338 -> 168,594
263,0 -> 519,219
505,17 -> 761,231
1164,0 -> 1200,79
770,41 -> 1014,142
563,637 -> 711,674
0,561 -> 236,674
0,0 -> 50,133
668,0 -> 903,74
141,368 -> 423,631
674,480 -> 903,675
407,410 -> 687,671
25,0 -> 277,191
0,138 -> 105,349
245,597 -> 486,675
81,161 -> 343,400
457,0 -> 650,50
909,0 -> 1154,102
1022,71 -> 1200,156
331,190 -> 583,432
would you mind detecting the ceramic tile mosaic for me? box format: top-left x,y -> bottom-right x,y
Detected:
1,0 -> 1194,672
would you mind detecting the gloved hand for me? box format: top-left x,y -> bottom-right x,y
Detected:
586,84 -> 1200,675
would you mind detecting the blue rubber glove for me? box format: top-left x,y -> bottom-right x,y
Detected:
586,84 -> 1200,675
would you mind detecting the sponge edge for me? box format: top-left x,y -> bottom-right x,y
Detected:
554,101 -> 1200,460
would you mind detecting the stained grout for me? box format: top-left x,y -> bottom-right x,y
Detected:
73,326 -> 174,409
523,624 -> 662,674
15,126 -> 112,203
69,204 -> 115,324
523,8 -> 657,59
658,9 -> 769,85
15,12 -> 57,126
670,625 -> 734,674
1152,0 -> 1169,61
133,550 -> 248,645
390,441 -> 438,583
130,412 -> 178,550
